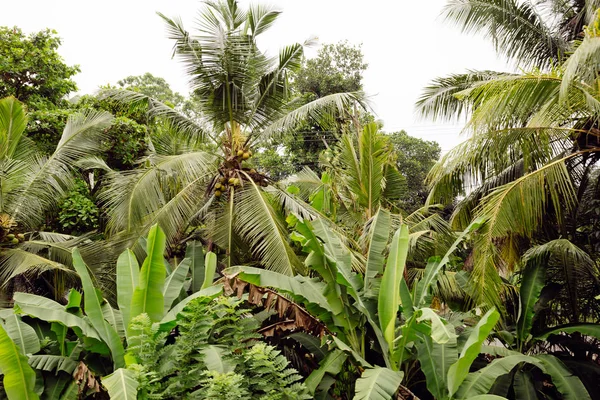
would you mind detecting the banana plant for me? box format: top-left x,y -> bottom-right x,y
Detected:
0,224 -> 221,399
226,212 -> 592,399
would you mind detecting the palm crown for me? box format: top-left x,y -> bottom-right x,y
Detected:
101,0 -> 366,275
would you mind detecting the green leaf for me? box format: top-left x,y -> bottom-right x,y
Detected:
72,248 -> 124,369
0,323 -> 39,400
534,354 -> 591,400
378,225 -> 409,351
130,224 -> 166,323
456,355 -> 540,399
417,333 -> 457,399
200,345 -> 234,374
28,355 -> 77,374
305,349 -> 347,394
448,308 -> 500,396
536,323 -> 600,341
202,251 -> 217,290
116,249 -> 139,335
163,258 -> 191,313
101,303 -> 124,339
414,218 -> 484,307
102,368 -> 138,400
363,208 -> 391,295
159,285 -> 223,329
185,241 -> 205,293
3,314 -> 40,355
465,396 -> 508,400
516,263 -> 545,343
353,367 -> 403,400
513,370 -> 537,400
13,293 -> 101,342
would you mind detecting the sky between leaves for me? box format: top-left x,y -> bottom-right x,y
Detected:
2,0 -> 510,152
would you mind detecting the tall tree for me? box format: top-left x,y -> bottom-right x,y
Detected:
417,0 -> 600,313
254,41 -> 369,176
117,73 -> 186,109
389,131 -> 441,213
101,0 -> 364,275
0,27 -> 79,108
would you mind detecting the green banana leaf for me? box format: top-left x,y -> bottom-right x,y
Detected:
378,225 -> 409,351
72,248 -> 124,369
163,258 -> 191,313
353,367 -> 403,400
103,368 -> 138,400
130,224 -> 166,323
0,323 -> 39,400
116,249 -> 139,336
448,308 -> 500,396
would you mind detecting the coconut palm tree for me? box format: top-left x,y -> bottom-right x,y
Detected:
100,0 -> 365,275
416,3 -> 600,312
0,96 -> 116,300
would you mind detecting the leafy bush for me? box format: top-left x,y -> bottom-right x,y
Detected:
57,179 -> 99,234
137,296 -> 310,399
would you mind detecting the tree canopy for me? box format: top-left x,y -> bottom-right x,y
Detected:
0,27 -> 79,108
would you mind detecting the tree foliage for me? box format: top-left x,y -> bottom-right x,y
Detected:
0,27 -> 79,108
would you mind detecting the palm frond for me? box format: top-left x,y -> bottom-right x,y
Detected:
10,110 -> 113,228
101,151 -> 219,236
233,176 -> 303,275
99,89 -> 212,142
442,0 -> 568,68
416,70 -> 512,121
260,92 -> 368,141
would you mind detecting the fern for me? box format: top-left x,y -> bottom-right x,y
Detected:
147,296 -> 309,399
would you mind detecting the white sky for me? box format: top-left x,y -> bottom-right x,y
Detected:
2,0 -> 510,152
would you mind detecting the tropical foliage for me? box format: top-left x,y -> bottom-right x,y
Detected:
1,0 -> 600,399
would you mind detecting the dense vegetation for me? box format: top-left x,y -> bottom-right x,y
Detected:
0,0 -> 599,399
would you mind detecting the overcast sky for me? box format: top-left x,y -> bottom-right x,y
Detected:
2,0 -> 510,151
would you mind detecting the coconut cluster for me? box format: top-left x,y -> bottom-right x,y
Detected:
212,148 -> 269,198
1,232 -> 25,245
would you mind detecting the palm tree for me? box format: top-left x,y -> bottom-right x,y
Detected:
100,0 -> 365,275
417,3 -> 600,312
0,96 -> 116,300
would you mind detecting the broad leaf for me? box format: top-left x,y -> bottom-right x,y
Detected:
516,263 -> 545,343
513,370 -> 537,400
448,308 -> 500,396
13,293 -> 101,341
28,355 -> 77,374
536,323 -> 600,341
160,285 -> 223,329
305,349 -> 347,394
534,355 -> 591,400
417,333 -> 457,400
72,248 -> 124,369
202,251 -> 217,290
163,258 -> 191,313
201,345 -> 234,374
185,241 -> 205,293
0,324 -> 39,400
363,208 -> 391,295
378,225 -> 409,350
456,355 -> 540,399
103,368 -> 138,400
3,314 -> 40,355
116,249 -> 139,334
353,367 -> 403,400
130,224 -> 166,323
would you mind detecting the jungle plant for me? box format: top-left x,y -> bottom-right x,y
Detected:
100,0 -> 366,275
0,225 -> 221,399
0,96 -> 116,298
124,296 -> 310,399
227,212 -> 594,399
